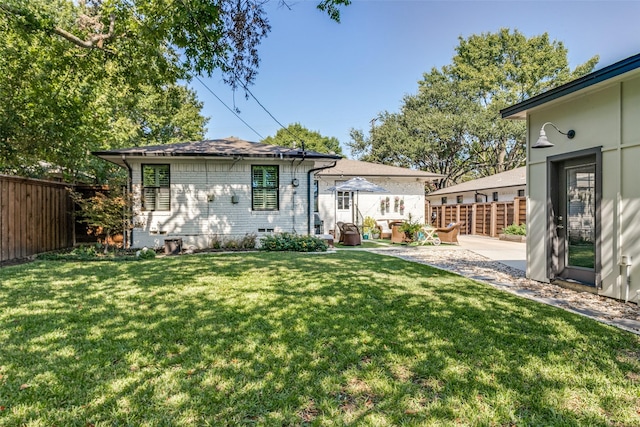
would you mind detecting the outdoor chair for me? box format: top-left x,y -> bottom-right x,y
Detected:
337,222 -> 361,246
390,221 -> 411,244
435,222 -> 463,244
376,220 -> 392,239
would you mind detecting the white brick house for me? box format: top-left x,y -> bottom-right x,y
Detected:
93,138 -> 341,249
315,159 -> 443,233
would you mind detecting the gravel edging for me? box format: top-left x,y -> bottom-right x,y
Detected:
372,247 -> 640,335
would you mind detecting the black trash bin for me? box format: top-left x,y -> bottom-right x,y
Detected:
164,238 -> 183,255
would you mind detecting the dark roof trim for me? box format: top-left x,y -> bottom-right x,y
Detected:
321,173 -> 439,178
91,150 -> 340,160
501,53 -> 640,119
428,184 -> 524,196
92,138 -> 341,168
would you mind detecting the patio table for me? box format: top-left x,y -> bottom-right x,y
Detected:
416,226 -> 441,245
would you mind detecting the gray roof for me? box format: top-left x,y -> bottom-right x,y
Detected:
317,158 -> 443,181
501,53 -> 640,119
93,137 -> 341,167
428,167 -> 526,196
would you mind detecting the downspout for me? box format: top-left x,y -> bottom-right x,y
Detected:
307,161 -> 337,235
475,191 -> 488,203
121,155 -> 133,249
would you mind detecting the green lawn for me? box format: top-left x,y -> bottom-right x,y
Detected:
1,252 -> 639,426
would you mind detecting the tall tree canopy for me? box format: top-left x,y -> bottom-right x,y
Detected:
348,29 -> 599,187
262,123 -> 343,155
0,0 -> 350,181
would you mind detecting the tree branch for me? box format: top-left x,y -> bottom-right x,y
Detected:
52,13 -> 116,50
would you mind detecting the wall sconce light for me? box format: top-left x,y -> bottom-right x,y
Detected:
532,122 -> 576,149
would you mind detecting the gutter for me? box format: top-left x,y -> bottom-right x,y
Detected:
307,161 -> 338,235
121,155 -> 133,249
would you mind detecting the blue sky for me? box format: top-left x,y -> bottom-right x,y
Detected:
192,0 -> 640,156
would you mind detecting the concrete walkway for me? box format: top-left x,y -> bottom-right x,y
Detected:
456,234 -> 526,272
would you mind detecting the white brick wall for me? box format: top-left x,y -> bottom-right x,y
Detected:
128,158 -> 313,249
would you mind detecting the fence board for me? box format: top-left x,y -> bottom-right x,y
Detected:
427,196 -> 527,238
0,175 -> 74,264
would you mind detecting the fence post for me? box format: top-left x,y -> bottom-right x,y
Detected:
471,203 -> 477,235
490,202 -> 498,237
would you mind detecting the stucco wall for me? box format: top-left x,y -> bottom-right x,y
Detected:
527,75 -> 640,301
128,158 -> 313,249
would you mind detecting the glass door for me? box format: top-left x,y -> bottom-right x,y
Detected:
556,159 -> 597,285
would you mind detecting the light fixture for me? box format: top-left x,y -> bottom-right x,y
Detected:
532,122 -> 576,149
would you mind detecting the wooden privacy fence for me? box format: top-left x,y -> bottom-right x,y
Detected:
427,197 -> 526,237
1,175 -> 74,264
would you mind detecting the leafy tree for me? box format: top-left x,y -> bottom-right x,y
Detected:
262,123 -> 343,155
451,29 -> 598,175
71,186 -> 129,254
1,0 -> 351,89
350,70 -> 477,187
0,0 -> 350,181
0,19 -> 208,180
348,29 -> 599,186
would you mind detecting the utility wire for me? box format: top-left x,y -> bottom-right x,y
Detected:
194,75 -> 265,140
176,0 -> 308,148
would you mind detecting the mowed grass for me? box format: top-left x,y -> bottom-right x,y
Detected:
1,252 -> 639,426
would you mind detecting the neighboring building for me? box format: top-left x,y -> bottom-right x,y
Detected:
426,167 -> 526,206
315,159 -> 443,233
501,53 -> 640,302
93,138 -> 340,249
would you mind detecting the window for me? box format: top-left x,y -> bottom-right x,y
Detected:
313,180 -> 319,212
492,191 -> 499,202
252,165 -> 279,211
337,191 -> 350,210
456,195 -> 463,204
441,197 -> 447,205
518,189 -> 525,197
142,164 -> 170,211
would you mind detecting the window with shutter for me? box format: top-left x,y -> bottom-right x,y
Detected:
252,165 -> 279,211
142,164 -> 170,211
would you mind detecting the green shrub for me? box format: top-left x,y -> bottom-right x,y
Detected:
398,215 -> 423,240
210,235 -> 223,249
136,247 -> 157,260
503,223 -> 526,236
260,233 -> 328,252
37,244 -> 101,261
363,216 -> 377,235
238,233 -> 257,249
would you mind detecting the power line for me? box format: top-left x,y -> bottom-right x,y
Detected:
194,75 -> 265,140
176,0 -> 307,147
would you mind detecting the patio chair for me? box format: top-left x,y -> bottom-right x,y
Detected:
376,220 -> 392,239
390,221 -> 411,244
337,222 -> 361,246
435,222 -> 462,244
